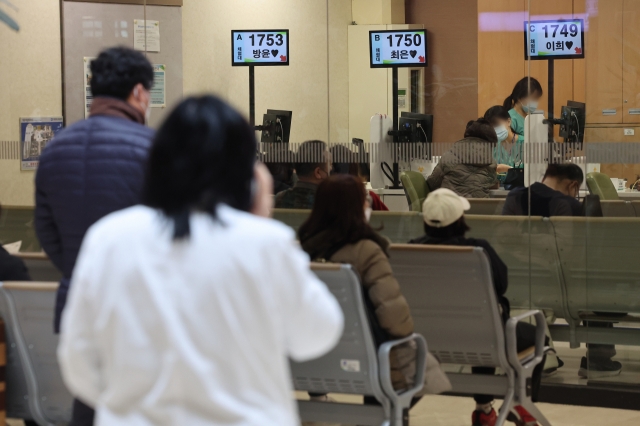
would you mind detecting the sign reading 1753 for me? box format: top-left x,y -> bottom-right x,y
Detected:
525,19 -> 585,60
232,30 -> 290,66
369,29 -> 428,68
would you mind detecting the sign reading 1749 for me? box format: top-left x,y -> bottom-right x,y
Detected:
369,29 -> 428,68
232,30 -> 290,66
525,19 -> 584,60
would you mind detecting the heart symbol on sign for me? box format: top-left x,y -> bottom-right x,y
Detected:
565,41 -> 573,49
410,50 -> 417,58
271,49 -> 279,57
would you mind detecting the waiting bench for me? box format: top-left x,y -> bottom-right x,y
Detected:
0,282 -> 72,425
292,263 -> 426,426
550,217 -> 640,347
387,245 -> 550,426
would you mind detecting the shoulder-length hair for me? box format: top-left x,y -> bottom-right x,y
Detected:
142,96 -> 256,239
298,174 -> 378,247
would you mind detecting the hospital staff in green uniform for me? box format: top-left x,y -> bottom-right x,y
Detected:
503,76 -> 544,141
484,106 -> 523,178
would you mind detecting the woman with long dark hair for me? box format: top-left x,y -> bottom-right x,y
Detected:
58,96 -> 343,426
299,174 -> 450,403
503,77 -> 544,142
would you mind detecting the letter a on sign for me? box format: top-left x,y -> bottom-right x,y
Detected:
236,34 -> 242,40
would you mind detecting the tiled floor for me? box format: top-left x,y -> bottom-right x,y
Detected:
293,392 -> 640,426
9,394 -> 640,426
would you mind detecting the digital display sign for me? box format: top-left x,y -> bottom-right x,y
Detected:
525,19 -> 585,60
232,30 -> 289,66
369,30 -> 427,68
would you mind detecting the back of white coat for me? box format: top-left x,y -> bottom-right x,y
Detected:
58,205 -> 344,426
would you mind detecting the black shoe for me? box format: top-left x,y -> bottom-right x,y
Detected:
543,356 -> 565,376
578,356 -> 622,379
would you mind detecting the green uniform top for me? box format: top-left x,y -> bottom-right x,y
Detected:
508,108 -> 526,142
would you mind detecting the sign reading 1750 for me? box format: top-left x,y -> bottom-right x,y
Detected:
369,29 -> 428,68
525,19 -> 585,60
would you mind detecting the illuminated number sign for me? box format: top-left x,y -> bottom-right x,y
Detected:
232,30 -> 289,66
525,19 -> 585,60
369,30 -> 428,68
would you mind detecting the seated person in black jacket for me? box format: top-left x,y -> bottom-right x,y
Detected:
409,188 -> 547,426
502,163 -> 583,216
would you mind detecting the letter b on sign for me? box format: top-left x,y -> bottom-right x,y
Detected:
375,35 -> 380,41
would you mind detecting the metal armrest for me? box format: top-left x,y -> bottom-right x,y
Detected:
377,333 -> 427,407
505,310 -> 547,373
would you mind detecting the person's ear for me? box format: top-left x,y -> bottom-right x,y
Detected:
314,166 -> 323,180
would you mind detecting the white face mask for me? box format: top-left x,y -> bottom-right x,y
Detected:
144,103 -> 151,125
521,100 -> 539,114
364,207 -> 372,222
135,87 -> 151,125
494,125 -> 509,143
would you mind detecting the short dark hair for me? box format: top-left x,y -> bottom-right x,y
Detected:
298,174 -> 379,259
142,96 -> 256,239
90,47 -> 154,100
329,145 -> 359,176
543,163 -> 584,185
295,140 -> 328,178
503,77 -> 543,110
484,105 -> 511,126
464,118 -> 498,143
424,216 -> 470,238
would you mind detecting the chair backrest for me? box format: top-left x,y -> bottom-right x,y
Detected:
271,209 -> 425,244
400,171 -> 429,212
465,215 -> 567,319
551,217 -> 640,318
467,199 -> 506,215
388,245 -> 506,368
630,201 -> 640,217
369,211 -> 425,243
290,264 -> 383,397
15,253 -> 62,282
599,200 -> 636,217
586,172 -> 619,200
272,209 -> 310,234
0,282 -> 72,424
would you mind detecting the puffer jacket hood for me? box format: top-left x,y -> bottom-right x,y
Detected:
426,137 -> 498,198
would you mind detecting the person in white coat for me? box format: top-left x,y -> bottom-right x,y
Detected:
57,95 -> 344,426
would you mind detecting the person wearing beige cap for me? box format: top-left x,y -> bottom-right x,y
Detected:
409,188 -> 548,426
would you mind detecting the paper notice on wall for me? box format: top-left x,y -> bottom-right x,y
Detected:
151,64 -> 166,108
84,57 -> 95,118
20,117 -> 64,170
134,19 -> 160,52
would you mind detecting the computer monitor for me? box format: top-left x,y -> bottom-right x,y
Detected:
259,109 -> 292,143
399,112 -> 433,143
561,101 -> 585,143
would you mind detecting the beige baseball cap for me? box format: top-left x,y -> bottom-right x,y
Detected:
422,188 -> 470,228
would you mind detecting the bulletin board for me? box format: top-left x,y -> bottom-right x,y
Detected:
62,1 -> 183,128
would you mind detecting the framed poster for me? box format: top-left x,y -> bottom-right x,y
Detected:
84,57 -> 95,118
151,64 -> 166,108
231,30 -> 289,66
20,117 -> 63,170
369,29 -> 427,68
524,19 -> 585,60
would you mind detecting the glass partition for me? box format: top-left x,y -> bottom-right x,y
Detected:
1,0 -> 640,405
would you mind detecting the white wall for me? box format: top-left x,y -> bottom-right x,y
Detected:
0,0 -> 352,207
0,0 -> 62,206
182,0 -> 352,143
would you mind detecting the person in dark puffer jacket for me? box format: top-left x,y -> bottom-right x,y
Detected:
34,47 -> 154,426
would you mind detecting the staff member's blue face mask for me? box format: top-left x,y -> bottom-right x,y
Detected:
495,125 -> 509,143
521,100 -> 539,114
